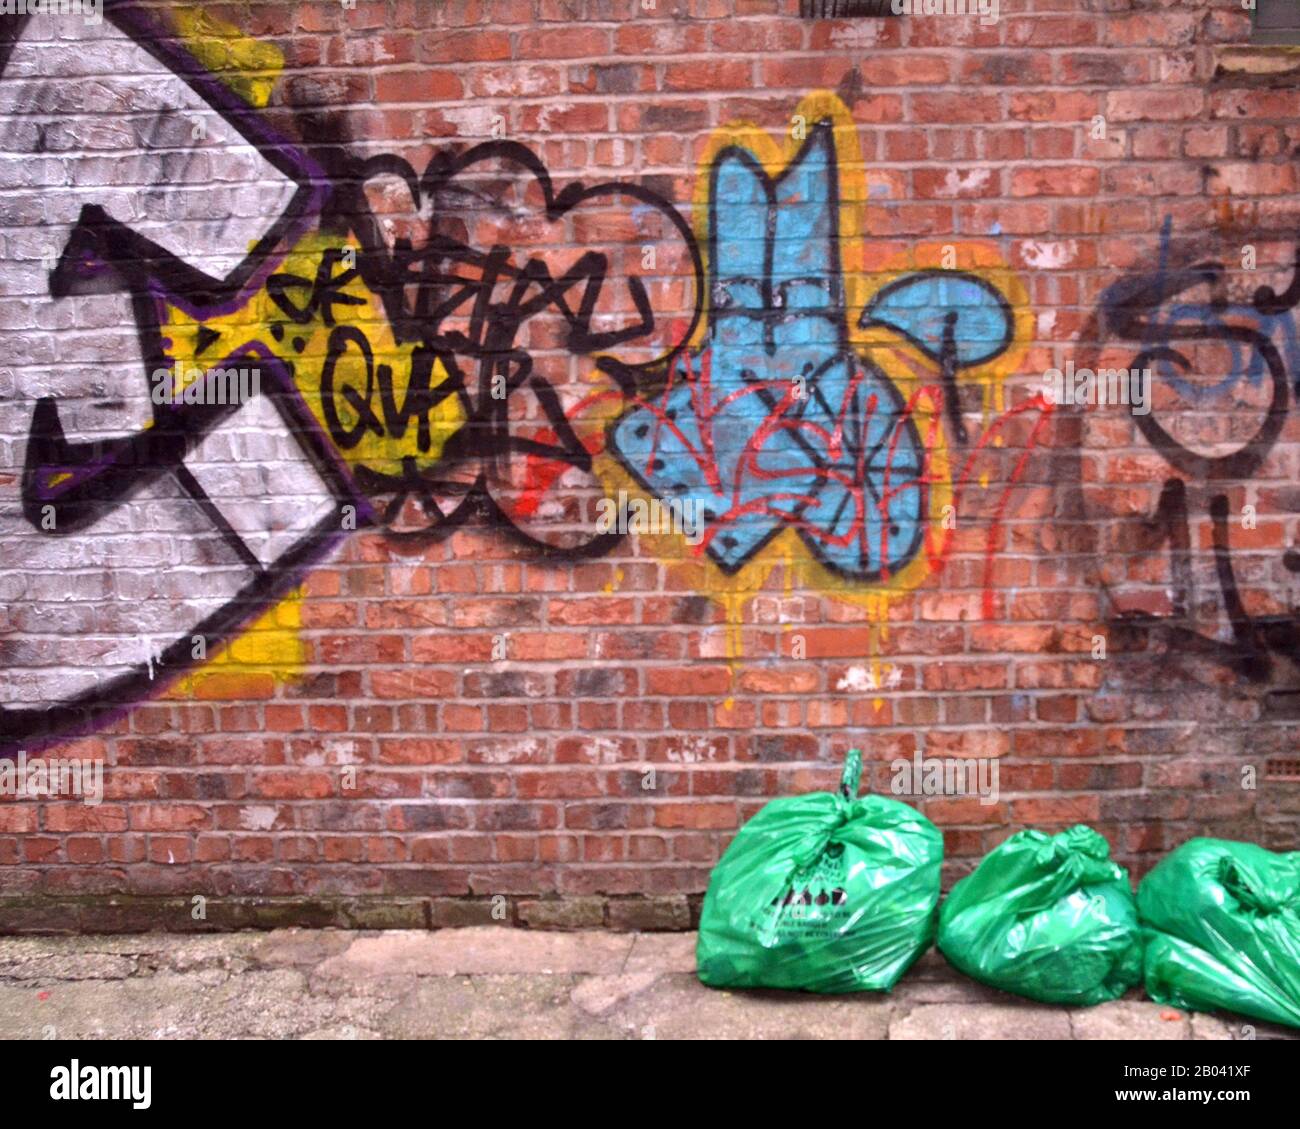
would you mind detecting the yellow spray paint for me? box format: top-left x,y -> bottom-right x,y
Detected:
159,228 -> 466,695
169,5 -> 284,110
168,589 -> 306,700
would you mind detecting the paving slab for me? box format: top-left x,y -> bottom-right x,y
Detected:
1191,1013 -> 1240,1041
890,1002 -> 1074,1040
314,927 -> 635,980
250,928 -> 354,969
893,974 -> 1016,1006
1069,1000 -> 1191,1040
624,932 -> 697,974
0,950 -> 137,982
571,972 -> 662,1016
606,973 -> 895,1040
378,974 -> 618,1040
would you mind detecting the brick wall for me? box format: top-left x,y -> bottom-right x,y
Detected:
1,0 -> 1298,932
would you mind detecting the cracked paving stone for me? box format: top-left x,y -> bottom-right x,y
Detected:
0,969 -> 394,1041
307,970 -> 421,1003
893,976 -> 1015,1006
300,1023 -> 383,1040
250,928 -> 354,969
0,936 -> 151,960
0,974 -> 221,1040
570,972 -> 661,1016
133,935 -> 265,974
0,951 -> 136,982
1190,1013 -> 1237,1040
3,931 -> 1296,1039
624,933 -> 696,975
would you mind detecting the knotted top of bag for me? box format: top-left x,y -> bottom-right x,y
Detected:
782,750 -> 864,873
1032,824 -> 1123,888
780,749 -> 939,876
1217,851 -> 1300,916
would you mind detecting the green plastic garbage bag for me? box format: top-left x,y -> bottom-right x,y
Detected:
937,824 -> 1142,1005
696,749 -> 942,993
1138,838 -> 1300,1029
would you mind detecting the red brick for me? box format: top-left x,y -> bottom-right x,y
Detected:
654,803 -> 737,830
1010,165 -> 1101,197
374,68 -> 462,103
1,4 -> 1288,923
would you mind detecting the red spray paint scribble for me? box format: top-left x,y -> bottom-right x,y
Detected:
505,339 -> 1054,619
620,347 -> 1054,607
946,393 -> 1055,617
508,389 -> 616,521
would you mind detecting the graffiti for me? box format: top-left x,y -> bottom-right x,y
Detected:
0,4 -> 362,752
1110,475 -> 1300,683
608,92 -> 1050,644
860,270 -> 1014,444
612,123 -> 928,581
1092,218 -> 1300,681
308,142 -> 704,553
1099,217 -> 1298,481
0,9 -> 1048,750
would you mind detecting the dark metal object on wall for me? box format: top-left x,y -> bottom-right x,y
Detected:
798,0 -> 900,17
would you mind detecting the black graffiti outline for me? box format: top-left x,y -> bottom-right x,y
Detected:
9,0 -> 331,528
859,269 -> 1015,446
326,141 -> 704,553
1111,478 -> 1300,682
1095,231 -> 1300,681
1099,253 -> 1297,480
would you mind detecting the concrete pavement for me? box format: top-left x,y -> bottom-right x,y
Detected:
0,929 -> 1294,1040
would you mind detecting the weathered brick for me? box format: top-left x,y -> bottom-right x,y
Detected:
0,1 -> 1291,932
